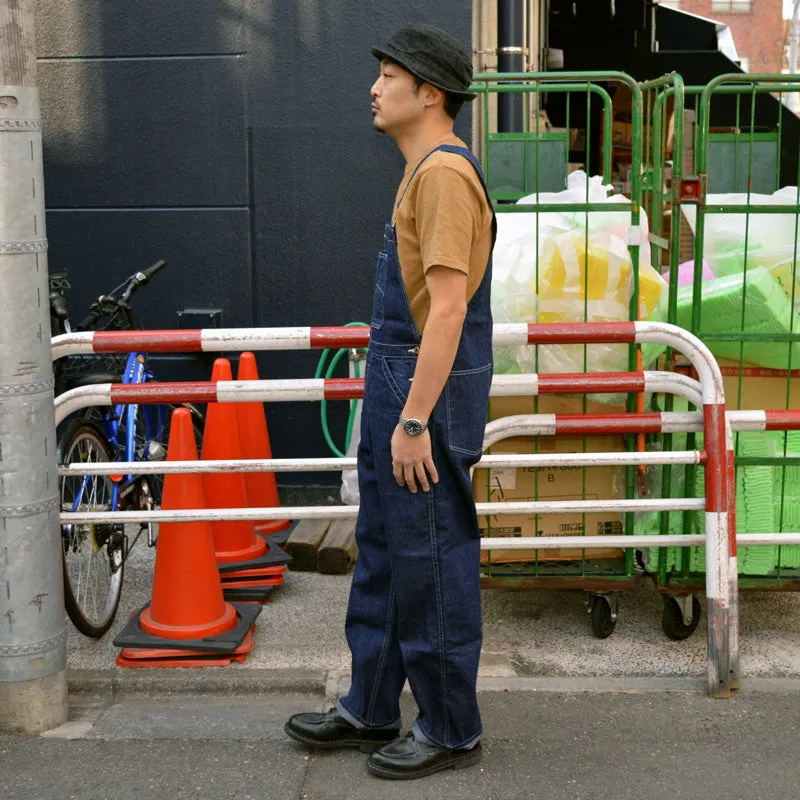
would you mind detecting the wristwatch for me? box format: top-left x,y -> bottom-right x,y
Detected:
398,416 -> 428,436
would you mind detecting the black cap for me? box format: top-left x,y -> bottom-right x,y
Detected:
372,23 -> 476,103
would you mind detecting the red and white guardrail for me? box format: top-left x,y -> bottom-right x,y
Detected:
53,371 -> 704,426
53,321 -> 737,696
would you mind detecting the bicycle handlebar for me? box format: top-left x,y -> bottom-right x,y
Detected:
142,259 -> 167,281
120,260 -> 167,304
77,260 -> 167,330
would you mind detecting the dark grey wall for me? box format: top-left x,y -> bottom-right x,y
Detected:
37,1 -> 473,487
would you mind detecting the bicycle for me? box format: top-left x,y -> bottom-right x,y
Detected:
51,262 -> 204,638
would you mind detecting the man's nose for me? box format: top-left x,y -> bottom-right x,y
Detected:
370,78 -> 380,97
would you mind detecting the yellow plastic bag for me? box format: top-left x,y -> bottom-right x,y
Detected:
537,231 -> 664,322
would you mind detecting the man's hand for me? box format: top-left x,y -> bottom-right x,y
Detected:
391,426 -> 440,493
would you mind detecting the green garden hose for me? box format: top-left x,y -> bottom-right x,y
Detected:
315,322 -> 369,458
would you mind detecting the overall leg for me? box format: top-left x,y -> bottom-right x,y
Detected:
371,406 -> 483,749
337,398 -> 406,729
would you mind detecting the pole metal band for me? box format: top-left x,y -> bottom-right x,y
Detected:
0,378 -> 55,396
0,119 -> 41,131
0,239 -> 48,254
0,496 -> 59,518
0,630 -> 67,658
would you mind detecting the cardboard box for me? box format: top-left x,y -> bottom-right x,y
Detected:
716,359 -> 800,411
611,120 -> 633,149
476,395 -> 628,563
548,127 -> 586,151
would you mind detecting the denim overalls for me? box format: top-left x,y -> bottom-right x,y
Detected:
337,144 -> 495,749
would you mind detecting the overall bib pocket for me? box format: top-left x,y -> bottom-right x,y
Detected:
371,252 -> 388,330
445,363 -> 492,457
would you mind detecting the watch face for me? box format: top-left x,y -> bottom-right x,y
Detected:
404,418 -> 425,436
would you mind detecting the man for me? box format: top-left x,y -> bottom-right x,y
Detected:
285,23 -> 495,781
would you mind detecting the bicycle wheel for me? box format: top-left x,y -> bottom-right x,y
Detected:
58,420 -> 125,638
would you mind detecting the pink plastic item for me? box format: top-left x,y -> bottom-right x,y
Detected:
664,259 -> 713,287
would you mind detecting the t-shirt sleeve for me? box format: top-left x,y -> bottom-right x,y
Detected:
414,165 -> 483,276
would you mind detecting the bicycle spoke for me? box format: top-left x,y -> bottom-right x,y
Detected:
60,424 -> 123,633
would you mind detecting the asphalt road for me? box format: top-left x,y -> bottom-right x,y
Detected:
3,685 -> 799,800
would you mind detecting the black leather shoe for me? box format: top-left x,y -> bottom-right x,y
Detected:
284,708 -> 400,753
366,732 -> 482,780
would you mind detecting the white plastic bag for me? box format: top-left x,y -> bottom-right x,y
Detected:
339,398 -> 362,505
681,187 -> 800,281
492,171 -> 665,382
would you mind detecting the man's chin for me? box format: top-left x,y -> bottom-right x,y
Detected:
372,117 -> 387,134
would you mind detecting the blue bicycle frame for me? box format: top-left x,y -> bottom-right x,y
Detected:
68,351 -> 167,515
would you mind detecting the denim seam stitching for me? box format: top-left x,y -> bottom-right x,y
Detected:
368,343 -> 419,349
380,357 -> 409,408
449,363 -> 493,376
445,381 -> 453,446
428,486 -> 449,744
365,584 -> 397,723
449,443 -> 483,456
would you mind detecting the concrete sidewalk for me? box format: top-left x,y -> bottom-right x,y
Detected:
4,685 -> 800,800
16,537 -> 800,799
67,540 -> 800,685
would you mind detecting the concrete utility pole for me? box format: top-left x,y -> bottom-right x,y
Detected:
0,0 -> 68,732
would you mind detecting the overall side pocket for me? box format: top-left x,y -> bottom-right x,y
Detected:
380,356 -> 417,410
445,363 -> 493,457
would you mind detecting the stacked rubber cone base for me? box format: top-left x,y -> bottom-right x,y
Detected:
218,533 -> 292,601
113,408 -> 261,668
115,604 -> 260,667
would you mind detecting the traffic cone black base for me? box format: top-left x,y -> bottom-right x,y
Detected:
222,586 -> 276,603
113,602 -> 260,653
116,630 -> 255,667
263,528 -> 293,548
216,536 -> 292,574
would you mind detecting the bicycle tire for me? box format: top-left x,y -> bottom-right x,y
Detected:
58,420 -> 125,638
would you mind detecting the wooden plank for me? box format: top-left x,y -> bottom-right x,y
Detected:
284,519 -> 331,571
317,519 -> 358,575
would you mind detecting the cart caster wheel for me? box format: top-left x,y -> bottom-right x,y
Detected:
588,594 -> 618,639
662,595 -> 701,641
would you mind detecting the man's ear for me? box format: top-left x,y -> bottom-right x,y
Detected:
422,84 -> 445,110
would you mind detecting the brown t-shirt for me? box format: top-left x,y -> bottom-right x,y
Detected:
391,134 -> 494,333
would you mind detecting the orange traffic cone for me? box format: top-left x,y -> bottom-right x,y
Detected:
113,408 -> 260,666
205,358 -> 290,601
204,358 -> 269,564
236,352 -> 291,536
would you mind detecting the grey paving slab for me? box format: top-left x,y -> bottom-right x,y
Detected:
85,693 -> 325,741
68,667 -> 328,697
